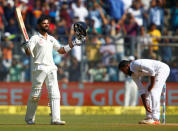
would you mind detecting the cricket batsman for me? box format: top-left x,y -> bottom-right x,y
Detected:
22,15 -> 88,125
118,59 -> 170,124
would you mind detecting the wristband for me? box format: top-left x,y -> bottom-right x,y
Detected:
64,45 -> 71,53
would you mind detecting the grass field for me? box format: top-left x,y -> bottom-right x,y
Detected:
0,115 -> 178,131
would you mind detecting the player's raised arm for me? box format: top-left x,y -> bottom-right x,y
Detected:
57,22 -> 88,54
21,36 -> 36,56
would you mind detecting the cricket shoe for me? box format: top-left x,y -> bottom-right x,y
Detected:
152,119 -> 161,125
51,121 -> 66,125
26,120 -> 35,125
140,119 -> 160,125
138,118 -> 152,124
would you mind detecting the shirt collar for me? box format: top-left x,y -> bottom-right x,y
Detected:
38,32 -> 49,39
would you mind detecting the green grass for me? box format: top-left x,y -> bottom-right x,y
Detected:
0,115 -> 178,131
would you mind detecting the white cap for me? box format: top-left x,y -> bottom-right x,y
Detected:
128,56 -> 135,61
7,0 -> 14,7
4,32 -> 11,37
20,0 -> 28,4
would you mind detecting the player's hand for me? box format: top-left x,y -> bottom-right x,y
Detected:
21,41 -> 30,49
72,37 -> 86,46
141,94 -> 152,113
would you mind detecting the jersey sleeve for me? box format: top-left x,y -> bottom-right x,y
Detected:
28,36 -> 36,52
131,61 -> 155,76
53,38 -> 61,51
130,62 -> 140,73
132,76 -> 146,96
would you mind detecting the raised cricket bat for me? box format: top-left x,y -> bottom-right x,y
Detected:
15,7 -> 34,57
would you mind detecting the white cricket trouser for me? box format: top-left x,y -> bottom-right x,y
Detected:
124,78 -> 138,106
25,66 -> 61,123
146,64 -> 170,120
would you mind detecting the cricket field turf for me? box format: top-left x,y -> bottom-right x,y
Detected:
0,115 -> 178,131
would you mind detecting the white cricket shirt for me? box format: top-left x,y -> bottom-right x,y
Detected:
130,59 -> 168,95
28,33 -> 61,69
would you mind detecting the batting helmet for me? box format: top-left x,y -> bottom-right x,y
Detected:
73,21 -> 88,38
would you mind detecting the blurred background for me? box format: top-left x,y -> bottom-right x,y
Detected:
0,0 -> 178,110
0,0 -> 178,83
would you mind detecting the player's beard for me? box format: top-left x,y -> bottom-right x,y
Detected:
128,68 -> 132,76
40,25 -> 49,33
41,28 -> 49,32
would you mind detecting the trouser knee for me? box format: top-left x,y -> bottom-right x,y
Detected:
30,88 -> 41,102
31,96 -> 40,102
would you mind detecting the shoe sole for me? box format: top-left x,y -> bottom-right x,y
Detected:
152,122 -> 160,125
51,122 -> 66,125
143,122 -> 160,125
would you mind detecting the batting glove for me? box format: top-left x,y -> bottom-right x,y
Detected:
21,41 -> 30,50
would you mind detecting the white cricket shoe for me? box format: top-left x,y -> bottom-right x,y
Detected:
138,118 -> 152,124
26,120 -> 35,125
140,119 -> 160,125
51,121 -> 66,125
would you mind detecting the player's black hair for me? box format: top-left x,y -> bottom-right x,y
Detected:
37,15 -> 50,25
118,60 -> 130,69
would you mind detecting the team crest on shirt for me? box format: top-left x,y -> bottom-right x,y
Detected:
50,39 -> 53,43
